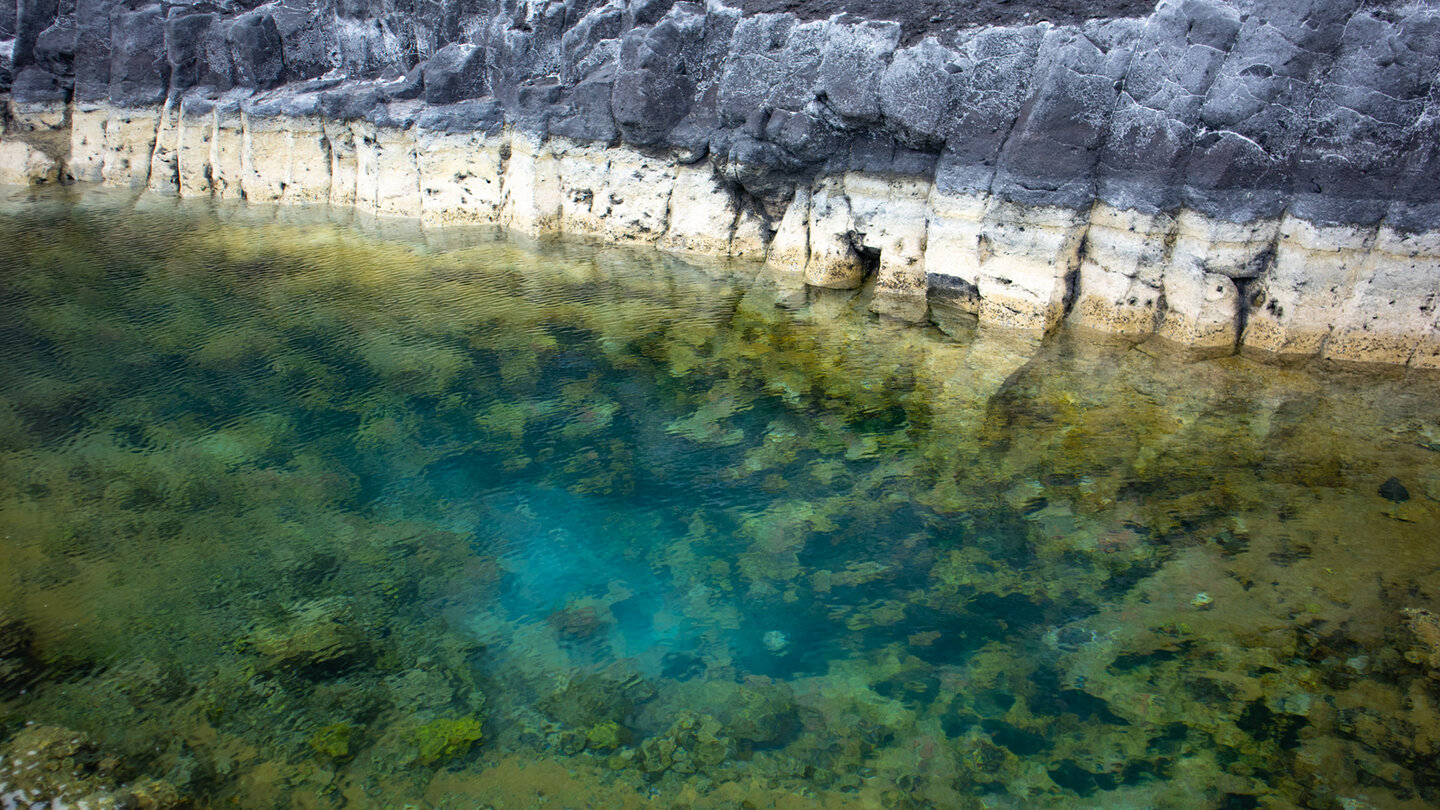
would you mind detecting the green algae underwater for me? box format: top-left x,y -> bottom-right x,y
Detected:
1,187 -> 1440,810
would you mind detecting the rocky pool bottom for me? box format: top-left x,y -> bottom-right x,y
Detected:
0,186 -> 1438,809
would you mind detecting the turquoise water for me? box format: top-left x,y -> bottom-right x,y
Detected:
2,187 -> 1440,809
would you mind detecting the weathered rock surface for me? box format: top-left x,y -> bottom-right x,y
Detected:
1,0 -> 1438,365
0,725 -> 187,808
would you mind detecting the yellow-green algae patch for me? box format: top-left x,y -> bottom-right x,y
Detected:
1,186 -> 1439,809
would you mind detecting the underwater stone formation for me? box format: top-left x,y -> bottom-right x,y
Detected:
0,0 -> 1438,364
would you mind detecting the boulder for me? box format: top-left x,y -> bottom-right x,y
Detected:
422,42 -> 486,105
227,12 -> 285,90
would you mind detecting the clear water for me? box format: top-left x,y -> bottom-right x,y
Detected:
1,186 -> 1439,809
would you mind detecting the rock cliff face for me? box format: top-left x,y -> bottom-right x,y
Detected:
2,0 -> 1439,366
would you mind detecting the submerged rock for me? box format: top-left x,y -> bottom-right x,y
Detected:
710,679 -> 799,747
0,725 -> 185,809
1403,608 -> 1440,674
247,596 -> 370,676
539,674 -> 656,730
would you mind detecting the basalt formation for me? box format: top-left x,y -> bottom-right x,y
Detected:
1,0 -> 1438,366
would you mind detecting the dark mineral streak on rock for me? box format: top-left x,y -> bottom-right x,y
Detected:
3,0 -> 1440,231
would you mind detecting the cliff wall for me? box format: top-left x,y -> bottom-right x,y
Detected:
2,0 -> 1439,366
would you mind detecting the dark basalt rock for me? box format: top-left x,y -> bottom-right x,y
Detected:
1095,0 -> 1241,215
166,11 -> 220,93
0,0 -> 17,39
227,13 -> 285,90
11,64 -> 68,103
815,19 -> 898,125
416,98 -> 505,134
992,22 -> 1138,209
110,5 -> 170,106
5,0 -> 1440,230
1379,477 -> 1410,504
611,2 -> 705,145
742,0 -> 1157,45
32,14 -> 76,80
12,0 -> 60,72
1289,8 -> 1440,227
320,84 -> 386,119
73,0 -> 116,102
423,42 -> 487,105
551,63 -> 620,143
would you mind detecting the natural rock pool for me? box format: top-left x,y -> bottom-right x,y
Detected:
1,187 -> 1439,809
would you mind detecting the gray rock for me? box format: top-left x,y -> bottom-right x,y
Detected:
11,64 -> 66,103
166,11 -> 219,93
1289,6 -> 1440,226
423,42 -> 486,104
13,0 -> 59,71
815,19 -> 899,125
384,64 -> 425,101
73,0 -> 114,101
266,0 -> 333,84
559,1 -> 624,84
512,74 -> 564,136
666,82 -> 720,161
110,4 -> 170,106
1,0 -> 16,40
611,2 -> 705,145
416,97 -> 504,133
320,83 -> 386,119
626,0 -> 676,28
717,13 -> 800,126
227,12 -> 285,90
1186,0 -> 1363,221
880,37 -> 957,150
765,103 -> 845,164
934,24 -> 1046,195
700,1 -> 740,87
551,63 -> 619,143
992,21 -> 1138,209
1096,0 -> 1241,214
246,86 -> 325,118
32,15 -> 75,80
717,130 -> 801,206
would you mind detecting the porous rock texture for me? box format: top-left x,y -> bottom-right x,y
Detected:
1,0 -> 1438,366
